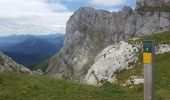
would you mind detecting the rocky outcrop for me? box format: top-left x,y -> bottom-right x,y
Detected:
47,1 -> 170,82
85,38 -> 170,85
123,76 -> 144,86
137,0 -> 170,7
85,41 -> 141,85
33,69 -> 44,75
0,52 -> 31,74
85,40 -> 170,85
156,44 -> 170,54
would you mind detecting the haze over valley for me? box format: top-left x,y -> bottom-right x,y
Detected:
0,34 -> 64,69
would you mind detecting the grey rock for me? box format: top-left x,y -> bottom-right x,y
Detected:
46,5 -> 170,82
136,0 -> 170,7
33,69 -> 44,75
85,41 -> 140,85
0,52 -> 32,74
85,41 -> 170,85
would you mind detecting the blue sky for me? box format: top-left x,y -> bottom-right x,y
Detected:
58,0 -> 136,11
0,0 -> 136,36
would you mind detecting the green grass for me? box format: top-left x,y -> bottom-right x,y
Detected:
0,57 -> 5,66
34,60 -> 49,72
115,63 -> 143,85
0,73 -> 143,100
127,32 -> 170,46
136,6 -> 170,14
1,51 -> 170,100
0,52 -> 170,100
115,32 -> 170,99
113,52 -> 170,100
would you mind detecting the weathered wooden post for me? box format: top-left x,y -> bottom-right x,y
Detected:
143,40 -> 155,100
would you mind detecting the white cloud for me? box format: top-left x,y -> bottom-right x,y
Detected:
108,8 -> 120,12
0,0 -> 73,36
89,0 -> 124,7
88,0 -> 136,14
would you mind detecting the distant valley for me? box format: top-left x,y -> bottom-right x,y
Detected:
0,34 -> 64,69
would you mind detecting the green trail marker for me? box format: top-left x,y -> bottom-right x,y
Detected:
143,40 -> 155,100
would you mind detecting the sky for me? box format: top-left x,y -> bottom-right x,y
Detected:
0,0 -> 136,36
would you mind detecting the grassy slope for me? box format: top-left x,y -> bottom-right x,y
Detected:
0,32 -> 170,100
0,52 -> 170,100
0,73 -> 143,100
34,60 -> 49,72
115,52 -> 170,100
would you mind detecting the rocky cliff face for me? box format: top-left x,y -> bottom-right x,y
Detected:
85,39 -> 170,85
85,41 -> 140,85
137,0 -> 170,7
0,52 -> 31,74
47,2 -> 170,82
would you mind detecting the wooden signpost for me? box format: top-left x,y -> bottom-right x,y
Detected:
143,40 -> 155,100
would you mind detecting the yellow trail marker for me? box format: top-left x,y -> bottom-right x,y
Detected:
143,53 -> 152,64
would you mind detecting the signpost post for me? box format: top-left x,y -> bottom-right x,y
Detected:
143,40 -> 155,100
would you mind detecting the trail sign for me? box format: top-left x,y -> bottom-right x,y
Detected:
143,41 -> 153,64
143,41 -> 152,53
143,40 -> 155,100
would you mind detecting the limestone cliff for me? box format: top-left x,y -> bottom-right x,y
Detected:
85,38 -> 170,85
46,1 -> 170,82
0,52 -> 31,74
137,0 -> 170,7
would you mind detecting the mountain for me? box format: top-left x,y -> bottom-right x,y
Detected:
0,34 -> 64,50
0,52 -> 31,73
0,35 -> 33,50
0,34 -> 64,69
3,37 -> 63,69
35,34 -> 64,44
6,37 -> 59,54
46,0 -> 170,83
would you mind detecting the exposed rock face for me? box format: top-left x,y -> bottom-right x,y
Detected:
85,38 -> 170,85
137,0 -> 170,7
85,40 -> 170,85
123,76 -> 144,86
85,41 -> 140,85
33,69 -> 44,75
0,52 -> 31,74
47,4 -> 170,82
156,44 -> 170,54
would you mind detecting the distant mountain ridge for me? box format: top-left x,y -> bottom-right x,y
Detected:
0,34 -> 64,69
5,37 -> 58,54
0,34 -> 64,50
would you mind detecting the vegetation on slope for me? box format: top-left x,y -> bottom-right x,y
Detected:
127,31 -> 170,46
0,52 -> 170,99
136,6 -> 170,13
0,32 -> 170,100
115,32 -> 170,99
115,52 -> 170,99
34,60 -> 49,72
0,57 -> 5,66
0,73 -> 143,100
119,32 -> 170,84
